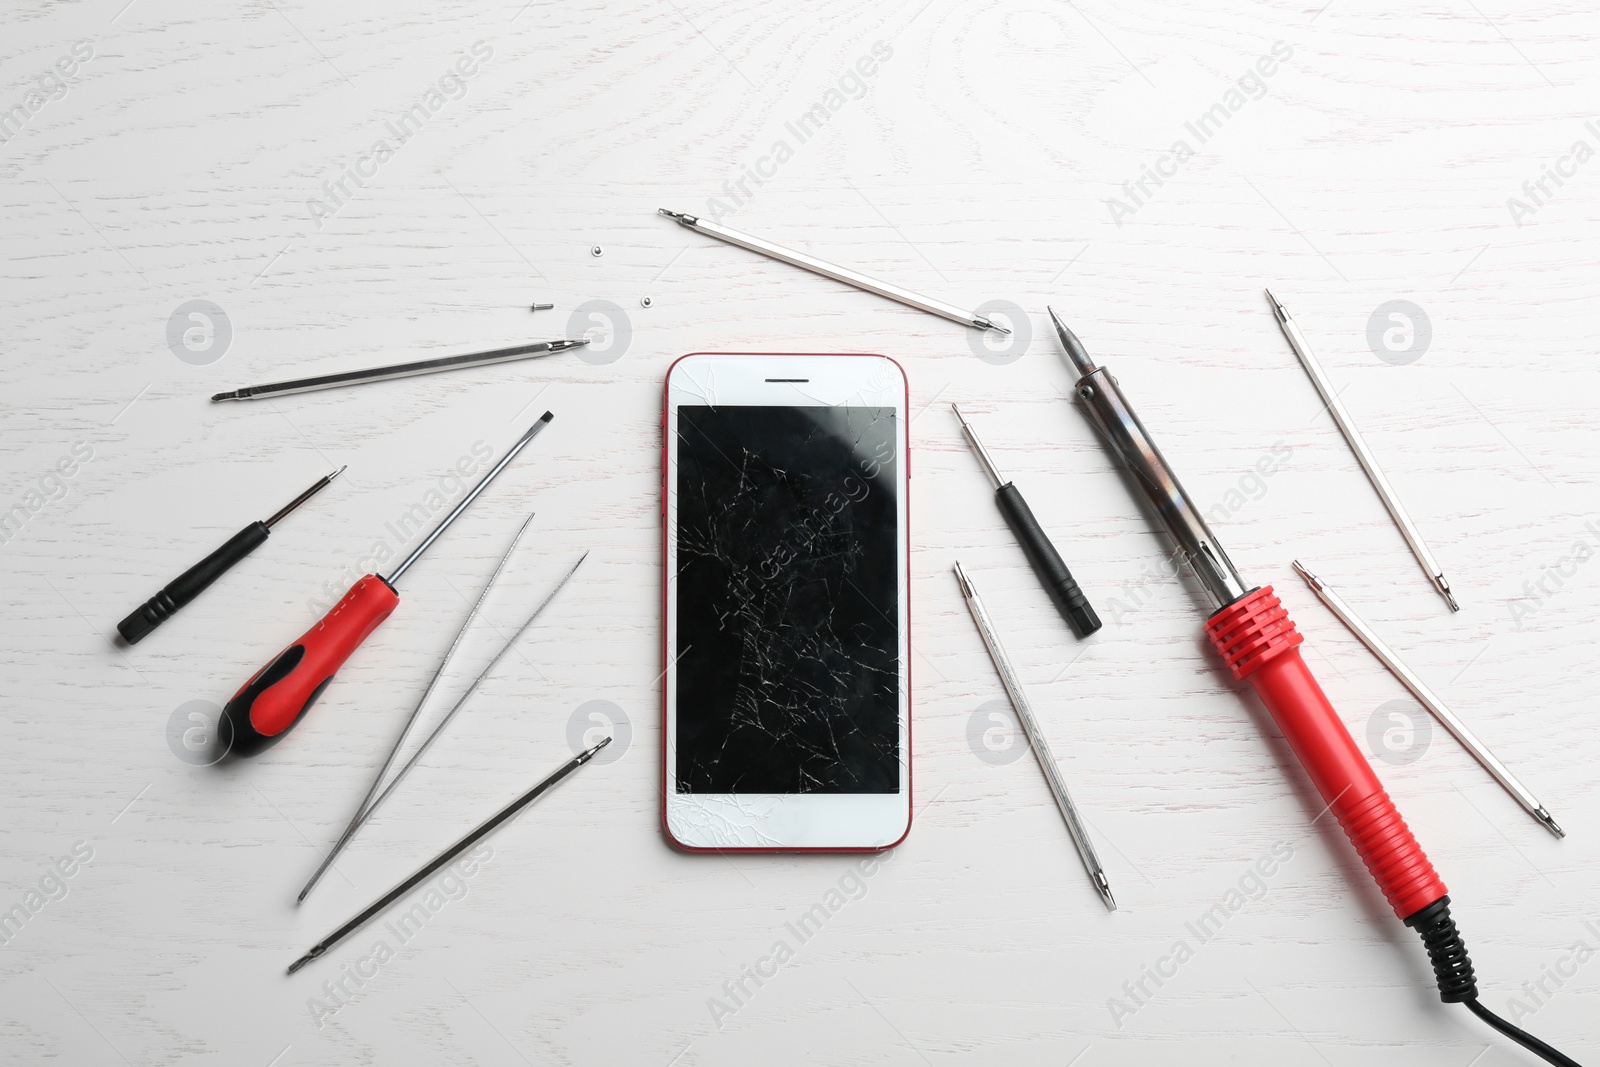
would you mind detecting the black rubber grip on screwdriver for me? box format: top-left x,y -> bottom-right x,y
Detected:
117,522 -> 270,644
993,483 -> 1102,637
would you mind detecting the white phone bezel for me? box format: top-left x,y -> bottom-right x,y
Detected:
662,353 -> 911,851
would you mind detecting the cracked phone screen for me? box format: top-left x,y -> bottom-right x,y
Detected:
676,405 -> 899,794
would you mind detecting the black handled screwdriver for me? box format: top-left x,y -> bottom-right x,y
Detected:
954,405 -> 1101,637
116,467 -> 345,645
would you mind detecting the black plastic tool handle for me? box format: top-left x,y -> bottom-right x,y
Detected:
117,522 -> 270,644
994,483 -> 1101,637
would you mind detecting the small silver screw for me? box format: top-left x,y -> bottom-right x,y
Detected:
590,245 -> 603,257
530,303 -> 554,312
640,296 -> 652,308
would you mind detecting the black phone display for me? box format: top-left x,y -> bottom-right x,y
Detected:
674,404 -> 900,795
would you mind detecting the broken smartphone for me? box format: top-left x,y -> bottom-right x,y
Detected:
662,353 -> 911,851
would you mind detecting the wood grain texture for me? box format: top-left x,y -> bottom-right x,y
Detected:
1,0 -> 1596,1063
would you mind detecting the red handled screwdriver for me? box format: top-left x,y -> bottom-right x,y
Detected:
218,413 -> 554,758
1049,310 -> 1579,1067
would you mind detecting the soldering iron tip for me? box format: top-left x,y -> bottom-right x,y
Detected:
1534,808 -> 1565,839
1047,306 -> 1096,377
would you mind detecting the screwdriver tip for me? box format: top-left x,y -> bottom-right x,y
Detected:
975,317 -> 1011,335
286,948 -> 318,975
1095,871 -> 1117,912
328,465 -> 347,481
1435,575 -> 1460,612
211,390 -> 242,403
1290,559 -> 1321,590
1534,807 -> 1565,839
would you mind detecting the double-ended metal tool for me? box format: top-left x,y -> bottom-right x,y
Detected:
1291,561 -> 1562,838
1266,290 -> 1458,612
218,414 -> 555,758
288,738 -> 611,974
955,561 -> 1115,911
953,405 -> 1100,637
117,467 -> 343,644
212,339 -> 589,402
657,209 -> 1010,334
1049,307 -> 1577,1067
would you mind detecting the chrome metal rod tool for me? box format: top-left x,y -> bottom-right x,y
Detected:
953,405 -> 1101,637
1291,561 -> 1562,839
1266,290 -> 1458,612
297,513 -> 538,903
287,738 -> 610,974
954,560 -> 1116,911
212,339 -> 590,402
657,208 -> 1009,334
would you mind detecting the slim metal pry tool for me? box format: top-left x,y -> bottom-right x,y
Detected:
1266,290 -> 1458,612
658,209 -> 1009,334
955,561 -> 1115,911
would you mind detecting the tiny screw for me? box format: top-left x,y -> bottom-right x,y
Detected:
640,296 -> 652,308
1078,385 -> 1094,400
530,303 -> 554,312
590,245 -> 603,257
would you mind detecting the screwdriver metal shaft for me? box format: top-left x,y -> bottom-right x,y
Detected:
218,414 -> 555,757
955,561 -> 1116,911
1291,561 -> 1562,838
1266,290 -> 1458,612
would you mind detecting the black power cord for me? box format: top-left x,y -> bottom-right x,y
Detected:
1405,897 -> 1585,1066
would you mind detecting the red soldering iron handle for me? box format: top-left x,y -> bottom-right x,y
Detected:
1205,586 -> 1448,920
218,575 -> 399,758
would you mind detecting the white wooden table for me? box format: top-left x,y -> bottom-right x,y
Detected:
2,2 -> 1595,1063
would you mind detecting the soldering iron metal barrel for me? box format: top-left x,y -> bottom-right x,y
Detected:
1072,368 -> 1249,609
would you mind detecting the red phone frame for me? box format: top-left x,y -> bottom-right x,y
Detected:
659,351 -> 913,854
